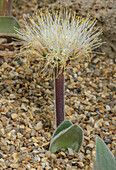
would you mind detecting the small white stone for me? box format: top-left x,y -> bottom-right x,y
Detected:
104,122 -> 110,126
10,94 -> 16,99
90,117 -> 95,123
94,123 -> 99,129
87,143 -> 94,149
34,155 -> 40,162
68,148 -> 73,155
105,105 -> 111,111
21,103 -> 28,111
77,162 -> 84,168
46,89 -> 51,95
35,121 -> 43,131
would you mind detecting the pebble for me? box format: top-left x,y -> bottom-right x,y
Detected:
31,130 -> 36,137
39,153 -> 45,158
0,128 -> 5,136
99,83 -> 103,88
77,162 -> 84,168
11,113 -> 18,119
91,112 -> 97,116
10,109 -> 16,113
34,155 -> 41,161
1,117 -> 7,126
6,112 -> 11,118
21,103 -> 28,111
10,164 -> 19,168
45,151 -> 51,158
112,117 -> 116,126
111,105 -> 116,113
68,148 -> 73,155
25,164 -> 31,169
16,67 -> 23,72
86,150 -> 91,154
35,121 -> 43,131
51,153 -> 57,159
105,105 -> 111,111
0,158 -> 7,169
46,89 -> 52,95
10,94 -> 16,99
104,122 -> 110,126
77,76 -> 83,82
87,143 -> 94,149
92,57 -> 101,64
58,151 -> 66,158
25,68 -> 33,75
19,125 -> 25,129
94,123 -> 99,129
37,166 -> 42,170
0,154 -> 3,159
0,38 -> 7,44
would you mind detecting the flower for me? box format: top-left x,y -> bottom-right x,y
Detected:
15,8 -> 104,77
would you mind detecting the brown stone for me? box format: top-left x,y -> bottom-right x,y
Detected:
10,164 -> 19,168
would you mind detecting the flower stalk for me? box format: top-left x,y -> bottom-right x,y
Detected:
55,67 -> 64,127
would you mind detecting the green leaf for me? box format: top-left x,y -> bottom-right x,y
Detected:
50,120 -> 83,153
94,137 -> 116,170
0,16 -> 21,34
52,120 -> 72,138
93,162 -> 100,170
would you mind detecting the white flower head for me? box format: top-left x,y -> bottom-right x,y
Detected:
15,8 -> 104,78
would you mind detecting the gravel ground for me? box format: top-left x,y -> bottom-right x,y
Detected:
0,0 -> 116,169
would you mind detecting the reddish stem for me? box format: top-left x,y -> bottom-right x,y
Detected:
55,67 -> 64,127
